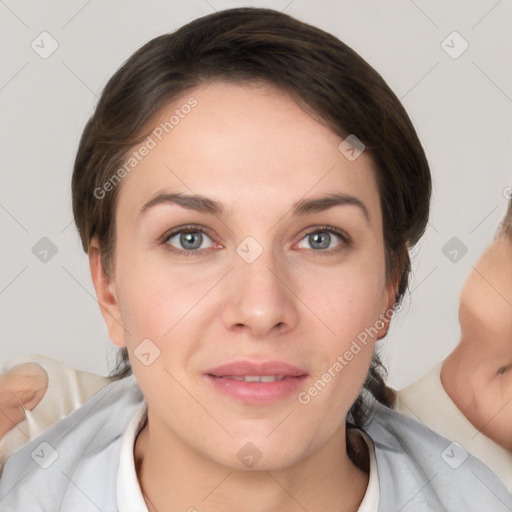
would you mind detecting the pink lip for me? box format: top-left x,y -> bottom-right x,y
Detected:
204,360 -> 309,404
205,360 -> 308,378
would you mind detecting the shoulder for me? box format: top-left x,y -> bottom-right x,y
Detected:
0,353 -> 115,465
394,362 -> 444,418
0,375 -> 144,512
365,398 -> 512,511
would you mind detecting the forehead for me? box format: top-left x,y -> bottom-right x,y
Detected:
116,81 -> 381,223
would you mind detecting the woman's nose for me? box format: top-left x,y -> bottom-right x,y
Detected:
220,240 -> 299,339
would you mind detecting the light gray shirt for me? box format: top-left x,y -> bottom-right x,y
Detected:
0,375 -> 510,511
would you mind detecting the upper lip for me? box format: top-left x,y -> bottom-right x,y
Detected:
205,360 -> 308,377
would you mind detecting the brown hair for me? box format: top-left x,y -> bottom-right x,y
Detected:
71,7 -> 431,456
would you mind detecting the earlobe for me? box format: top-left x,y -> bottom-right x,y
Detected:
88,239 -> 127,348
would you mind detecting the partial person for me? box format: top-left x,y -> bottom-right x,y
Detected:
396,199 -> 512,491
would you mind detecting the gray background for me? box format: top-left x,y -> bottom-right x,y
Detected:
0,0 -> 510,389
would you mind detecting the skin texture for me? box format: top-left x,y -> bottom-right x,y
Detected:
88,80 -> 397,512
441,233 -> 512,451
0,363 -> 48,438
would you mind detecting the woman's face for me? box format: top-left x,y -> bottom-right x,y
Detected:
97,81 -> 396,470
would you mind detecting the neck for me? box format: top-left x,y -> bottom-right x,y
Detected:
134,409 -> 369,512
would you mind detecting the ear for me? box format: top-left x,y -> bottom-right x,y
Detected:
376,273 -> 400,341
88,238 -> 127,348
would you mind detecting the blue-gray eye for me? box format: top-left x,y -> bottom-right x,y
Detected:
297,229 -> 346,251
165,229 -> 213,252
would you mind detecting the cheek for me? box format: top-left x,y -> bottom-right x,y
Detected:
298,250 -> 388,344
113,258 -> 204,402
114,226 -> 207,324
303,276 -> 383,385
116,262 -> 206,343
291,257 -> 388,410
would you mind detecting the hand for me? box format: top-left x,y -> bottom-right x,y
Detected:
0,363 -> 49,439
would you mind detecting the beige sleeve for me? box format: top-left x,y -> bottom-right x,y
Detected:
0,353 -> 112,471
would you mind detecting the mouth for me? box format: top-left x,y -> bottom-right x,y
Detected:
205,360 -> 308,378
204,360 -> 309,404
210,375 -> 298,382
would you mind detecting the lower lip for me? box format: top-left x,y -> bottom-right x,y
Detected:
204,375 -> 308,404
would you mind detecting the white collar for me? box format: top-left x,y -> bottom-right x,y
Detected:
117,401 -> 149,512
357,429 -> 380,511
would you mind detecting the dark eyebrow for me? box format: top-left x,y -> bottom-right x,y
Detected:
140,192 -> 226,217
139,192 -> 370,223
292,193 -> 370,222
